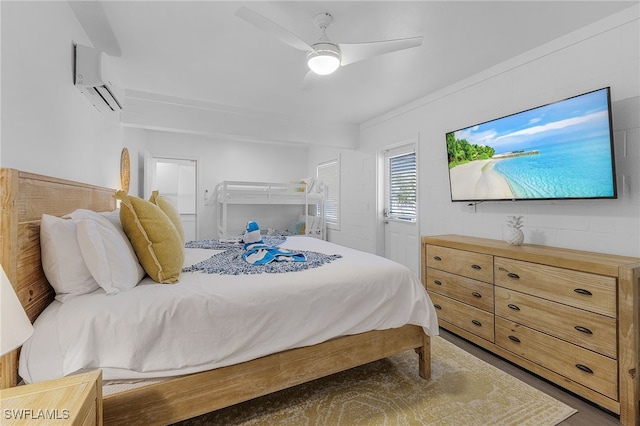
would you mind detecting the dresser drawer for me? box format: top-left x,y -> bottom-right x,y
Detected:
495,257 -> 617,317
496,317 -> 618,400
429,292 -> 494,342
426,267 -> 494,312
495,287 -> 617,358
426,245 -> 493,283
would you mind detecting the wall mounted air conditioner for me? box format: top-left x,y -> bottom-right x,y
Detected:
74,44 -> 124,112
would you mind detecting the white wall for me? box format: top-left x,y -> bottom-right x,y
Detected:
0,1 -> 123,189
354,6 -> 640,257
125,128 -> 310,239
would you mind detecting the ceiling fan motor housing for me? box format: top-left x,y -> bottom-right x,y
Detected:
307,12 -> 341,75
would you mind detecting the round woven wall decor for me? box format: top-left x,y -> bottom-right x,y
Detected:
120,147 -> 130,194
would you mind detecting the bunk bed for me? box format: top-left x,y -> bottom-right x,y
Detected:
216,180 -> 326,240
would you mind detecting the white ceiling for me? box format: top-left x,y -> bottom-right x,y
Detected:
73,1 -> 636,126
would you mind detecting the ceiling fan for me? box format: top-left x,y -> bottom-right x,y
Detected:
235,7 -> 423,78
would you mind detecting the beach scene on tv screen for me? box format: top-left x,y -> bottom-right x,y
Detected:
447,88 -> 615,201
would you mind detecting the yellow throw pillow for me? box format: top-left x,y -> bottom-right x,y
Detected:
149,190 -> 185,244
115,191 -> 184,283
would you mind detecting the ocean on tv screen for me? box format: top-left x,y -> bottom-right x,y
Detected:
493,138 -> 614,199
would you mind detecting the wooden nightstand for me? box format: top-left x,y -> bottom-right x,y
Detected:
0,370 -> 102,425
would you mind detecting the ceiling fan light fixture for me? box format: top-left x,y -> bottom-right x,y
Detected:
307,42 -> 341,75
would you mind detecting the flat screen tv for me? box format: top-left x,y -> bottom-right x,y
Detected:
446,87 -> 617,202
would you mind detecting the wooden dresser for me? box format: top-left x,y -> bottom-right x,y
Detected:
422,234 -> 640,425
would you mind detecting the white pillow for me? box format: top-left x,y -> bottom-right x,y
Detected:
99,208 -> 121,228
40,214 -> 99,302
69,209 -> 145,294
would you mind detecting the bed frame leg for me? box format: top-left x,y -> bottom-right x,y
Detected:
416,334 -> 431,379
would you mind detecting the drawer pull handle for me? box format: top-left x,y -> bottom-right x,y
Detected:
508,335 -> 521,343
433,256 -> 442,261
471,264 -> 482,270
472,292 -> 482,298
434,280 -> 442,286
471,320 -> 482,327
575,364 -> 594,374
507,272 -> 520,279
433,304 -> 442,310
574,288 -> 593,296
507,304 -> 520,311
574,326 -> 593,335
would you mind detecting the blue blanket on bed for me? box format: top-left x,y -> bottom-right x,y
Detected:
243,242 -> 306,265
242,221 -> 306,264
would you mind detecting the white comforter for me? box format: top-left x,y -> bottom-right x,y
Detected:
20,237 -> 439,384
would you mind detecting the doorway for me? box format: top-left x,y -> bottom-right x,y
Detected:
145,156 -> 197,241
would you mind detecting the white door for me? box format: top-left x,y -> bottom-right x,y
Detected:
383,144 -> 419,274
145,156 -> 198,241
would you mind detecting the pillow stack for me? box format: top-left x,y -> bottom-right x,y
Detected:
40,209 -> 146,301
40,190 -> 187,302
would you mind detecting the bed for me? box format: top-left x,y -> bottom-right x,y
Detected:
0,168 -> 438,425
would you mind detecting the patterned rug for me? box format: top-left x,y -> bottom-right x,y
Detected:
173,336 -> 577,425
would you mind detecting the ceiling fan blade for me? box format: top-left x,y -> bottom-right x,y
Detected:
339,36 -> 423,67
235,7 -> 313,52
301,70 -> 321,91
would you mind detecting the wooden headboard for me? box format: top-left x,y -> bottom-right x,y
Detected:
0,169 -> 116,388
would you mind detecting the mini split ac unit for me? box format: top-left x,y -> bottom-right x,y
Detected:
74,44 -> 124,112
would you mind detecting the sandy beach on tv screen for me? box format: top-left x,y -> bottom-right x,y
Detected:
449,160 -> 515,200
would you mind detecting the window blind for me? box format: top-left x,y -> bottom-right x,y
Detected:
388,152 -> 416,221
317,159 -> 339,228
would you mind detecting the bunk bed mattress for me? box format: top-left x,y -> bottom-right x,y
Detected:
19,237 -> 439,385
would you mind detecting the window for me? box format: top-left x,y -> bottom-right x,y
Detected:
317,158 -> 340,229
386,150 -> 416,222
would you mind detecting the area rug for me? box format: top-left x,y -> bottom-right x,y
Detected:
173,336 -> 577,425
